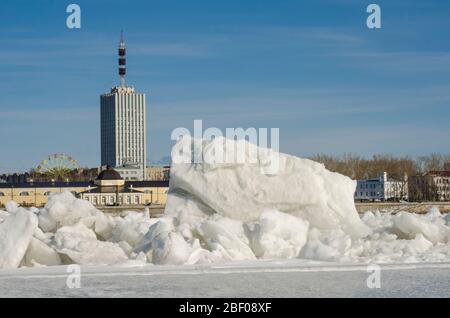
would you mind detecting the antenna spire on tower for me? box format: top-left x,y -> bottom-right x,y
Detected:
118,31 -> 126,87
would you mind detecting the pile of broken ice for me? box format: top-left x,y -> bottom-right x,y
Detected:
1,136 -> 449,269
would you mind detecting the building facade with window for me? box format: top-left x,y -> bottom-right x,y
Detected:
113,164 -> 145,181
409,171 -> 450,202
147,166 -> 170,181
0,182 -> 88,207
354,172 -> 408,202
0,167 -> 168,208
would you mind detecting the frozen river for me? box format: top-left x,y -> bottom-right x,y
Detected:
1,260 -> 449,297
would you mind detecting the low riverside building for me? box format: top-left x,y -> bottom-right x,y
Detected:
147,166 -> 170,181
0,166 -> 168,208
113,164 -> 145,181
354,172 -> 408,202
409,171 -> 450,202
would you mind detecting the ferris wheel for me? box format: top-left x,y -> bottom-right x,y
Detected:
36,153 -> 80,178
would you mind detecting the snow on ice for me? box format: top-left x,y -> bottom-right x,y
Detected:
0,136 -> 449,269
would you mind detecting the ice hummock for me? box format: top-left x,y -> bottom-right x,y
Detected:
168,136 -> 370,238
0,208 -> 38,269
0,136 -> 449,269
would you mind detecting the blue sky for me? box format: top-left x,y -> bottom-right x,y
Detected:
1,0 -> 449,173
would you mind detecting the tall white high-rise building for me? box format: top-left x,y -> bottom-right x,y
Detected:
100,33 -> 147,180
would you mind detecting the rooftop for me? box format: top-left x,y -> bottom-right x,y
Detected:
426,171 -> 450,177
96,166 -> 123,181
110,86 -> 135,94
79,186 -> 144,194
